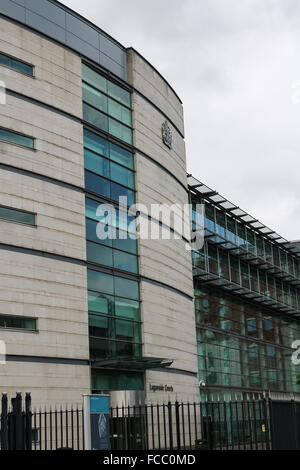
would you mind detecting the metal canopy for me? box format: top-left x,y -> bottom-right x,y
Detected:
187,174 -> 300,259
91,356 -> 173,371
193,267 -> 300,319
200,227 -> 300,287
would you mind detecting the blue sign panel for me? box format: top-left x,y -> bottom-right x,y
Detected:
89,395 -> 110,450
90,395 -> 109,414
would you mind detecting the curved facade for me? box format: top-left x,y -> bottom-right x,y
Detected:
0,0 -> 199,404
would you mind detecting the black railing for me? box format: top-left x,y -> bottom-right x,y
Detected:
1,392 -> 299,450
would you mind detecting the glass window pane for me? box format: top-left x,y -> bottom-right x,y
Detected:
108,98 -> 132,126
87,269 -> 114,295
110,181 -> 135,205
89,313 -> 109,337
0,128 -> 34,149
115,298 -> 140,321
87,240 -> 113,267
0,206 -> 35,225
107,81 -> 131,107
82,83 -> 107,113
109,118 -> 132,145
115,277 -> 139,300
84,149 -> 110,178
113,229 -> 137,254
0,315 -> 36,330
113,250 -> 138,273
110,143 -> 133,169
83,104 -> 108,132
216,212 -> 226,238
86,219 -> 112,246
85,170 -> 110,198
241,262 -> 249,288
84,129 -> 109,157
91,370 -> 144,391
0,53 -> 10,67
88,291 -> 113,315
0,53 -> 33,76
82,63 -> 107,93
10,57 -> 33,75
110,162 -> 134,189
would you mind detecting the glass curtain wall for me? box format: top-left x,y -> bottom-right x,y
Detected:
196,284 -> 300,392
82,63 -> 142,391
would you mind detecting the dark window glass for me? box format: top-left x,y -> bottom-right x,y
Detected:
113,250 -> 138,274
0,128 -> 34,149
113,229 -> 137,254
0,205 -> 35,225
246,318 -> 256,334
115,276 -> 139,300
0,52 -> 33,76
110,143 -> 133,169
84,129 -> 109,157
86,218 -> 112,247
84,149 -> 134,190
110,181 -> 135,205
240,262 -> 249,289
208,245 -> 218,275
84,149 -> 110,178
87,269 -> 114,295
110,161 -> 134,189
85,170 -> 110,198
86,240 -> 113,267
205,204 -> 215,233
91,369 -> 144,391
0,315 -> 36,330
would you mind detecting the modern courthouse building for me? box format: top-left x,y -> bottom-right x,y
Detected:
0,0 -> 298,406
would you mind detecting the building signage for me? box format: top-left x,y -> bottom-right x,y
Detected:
149,384 -> 174,392
161,120 -> 172,149
83,394 -> 110,450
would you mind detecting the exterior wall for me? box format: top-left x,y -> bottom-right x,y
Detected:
0,0 -> 127,80
127,50 -> 199,402
0,7 -> 200,406
0,18 -> 89,404
0,17 -> 83,117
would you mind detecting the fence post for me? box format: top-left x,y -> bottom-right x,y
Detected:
167,402 -> 173,450
25,392 -> 32,450
175,401 -> 181,450
15,392 -> 24,450
262,397 -> 271,450
1,393 -> 8,450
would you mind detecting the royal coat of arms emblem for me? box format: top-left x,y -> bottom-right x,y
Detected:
161,120 -> 172,149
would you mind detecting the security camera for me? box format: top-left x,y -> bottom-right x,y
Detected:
199,380 -> 206,387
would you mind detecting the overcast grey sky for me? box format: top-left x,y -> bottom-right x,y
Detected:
63,0 -> 300,241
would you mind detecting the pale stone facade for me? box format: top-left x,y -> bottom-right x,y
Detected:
0,12 -> 199,407
0,18 -> 89,405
